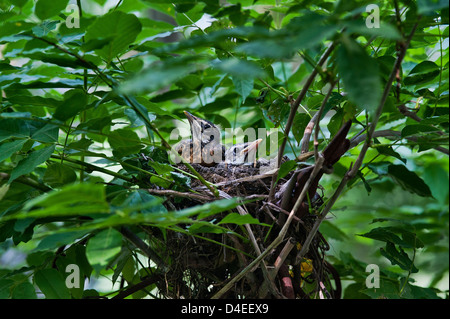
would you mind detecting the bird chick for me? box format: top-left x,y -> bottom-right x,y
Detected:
173,111 -> 224,166
174,139 -> 225,167
224,139 -> 263,166
184,111 -> 221,146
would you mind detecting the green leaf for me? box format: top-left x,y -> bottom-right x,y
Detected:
184,198 -> 241,220
32,20 -> 59,37
417,0 -> 449,15
361,279 -> 401,299
401,124 -> 440,137
292,113 -> 310,144
276,160 -> 297,183
34,268 -> 71,299
387,164 -> 432,197
36,231 -> 89,251
84,11 -> 142,62
53,89 -> 88,121
423,164 -> 449,204
4,183 -> 109,220
11,281 -> 38,299
320,220 -> 348,241
86,228 -> 123,272
218,212 -> 264,226
108,129 -> 143,157
9,0 -> 29,8
376,145 -> 406,164
343,20 -> 402,40
232,76 -> 253,103
0,139 -> 27,162
8,144 -> 56,183
118,58 -> 197,95
337,36 -> 382,114
236,25 -> 338,59
380,242 -> 418,273
358,227 -> 406,246
0,279 -> 14,299
212,58 -> 265,79
43,163 -> 77,187
404,61 -> 440,86
34,0 -> 69,20
31,123 -> 59,143
0,118 -> 30,142
359,225 -> 423,249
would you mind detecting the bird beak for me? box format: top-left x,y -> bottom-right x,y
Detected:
184,111 -> 198,125
240,139 -> 263,155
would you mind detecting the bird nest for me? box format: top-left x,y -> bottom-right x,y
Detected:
143,159 -> 341,299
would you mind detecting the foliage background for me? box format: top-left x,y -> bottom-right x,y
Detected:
0,0 -> 448,299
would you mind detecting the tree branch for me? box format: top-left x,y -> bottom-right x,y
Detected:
268,42 -> 336,201
295,20 -> 421,265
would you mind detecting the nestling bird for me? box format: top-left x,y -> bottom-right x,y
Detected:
224,139 -> 263,165
174,111 -> 225,166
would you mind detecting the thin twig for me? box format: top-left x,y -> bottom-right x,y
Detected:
145,189 -> 214,202
212,156 -> 325,299
295,20 -> 421,265
217,190 -> 282,298
268,43 -> 336,201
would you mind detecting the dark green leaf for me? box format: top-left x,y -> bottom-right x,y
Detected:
43,163 -> 77,187
292,113 -> 310,143
0,139 -> 27,162
387,164 -> 432,197
108,129 -> 143,157
34,268 -> 71,299
11,281 -> 38,299
0,279 -> 14,299
376,146 -> 406,163
53,89 -> 88,121
276,160 -> 297,183
0,118 -> 30,142
417,0 -> 449,15
34,0 -> 69,20
380,242 -> 418,273
84,11 -> 142,62
401,124 -> 440,137
404,61 -> 440,86
8,144 -> 56,183
337,36 -> 382,114
31,123 -> 59,143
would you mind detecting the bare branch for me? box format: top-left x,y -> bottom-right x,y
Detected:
295,20 -> 421,265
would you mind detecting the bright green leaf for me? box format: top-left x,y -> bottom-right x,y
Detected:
218,212 -> 265,226
86,228 -> 123,272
